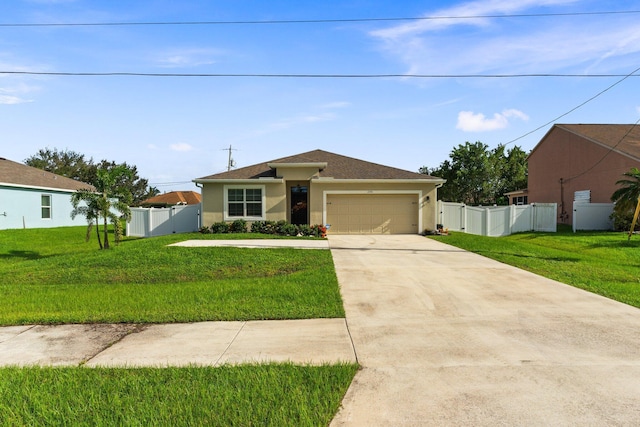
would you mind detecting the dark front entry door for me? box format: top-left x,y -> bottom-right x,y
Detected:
290,185 -> 308,225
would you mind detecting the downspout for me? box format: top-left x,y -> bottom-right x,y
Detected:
559,178 -> 569,223
195,182 -> 203,229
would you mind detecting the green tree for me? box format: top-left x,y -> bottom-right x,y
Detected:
24,148 -> 94,183
25,148 -> 159,205
71,165 -> 133,249
610,167 -> 640,231
488,145 -> 528,205
96,160 -> 159,205
423,142 -> 528,205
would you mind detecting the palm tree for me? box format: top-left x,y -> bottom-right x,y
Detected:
611,168 -> 640,235
71,165 -> 133,249
611,168 -> 640,210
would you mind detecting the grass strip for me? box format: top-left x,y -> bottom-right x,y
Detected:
0,364 -> 358,426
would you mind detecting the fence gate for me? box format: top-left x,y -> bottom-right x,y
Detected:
438,201 -> 557,236
127,204 -> 201,237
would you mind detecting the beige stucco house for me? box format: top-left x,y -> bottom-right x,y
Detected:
194,150 -> 445,234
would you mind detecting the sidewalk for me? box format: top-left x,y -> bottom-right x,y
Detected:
0,319 -> 356,367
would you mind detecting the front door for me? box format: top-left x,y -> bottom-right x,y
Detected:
290,185 -> 308,225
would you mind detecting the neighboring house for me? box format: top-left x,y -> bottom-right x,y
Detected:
139,190 -> 201,208
194,149 -> 445,234
527,124 -> 640,224
0,157 -> 95,230
505,189 -> 528,206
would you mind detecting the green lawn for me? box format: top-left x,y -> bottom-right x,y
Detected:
430,225 -> 640,308
0,227 -> 344,325
0,364 -> 358,426
0,226 -> 356,425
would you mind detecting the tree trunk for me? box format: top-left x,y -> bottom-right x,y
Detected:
103,216 -> 110,249
95,219 -> 103,250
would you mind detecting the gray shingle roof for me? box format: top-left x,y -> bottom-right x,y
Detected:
0,157 -> 95,192
197,149 -> 439,180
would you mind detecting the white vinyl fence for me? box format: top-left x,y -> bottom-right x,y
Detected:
438,201 -> 557,236
572,202 -> 614,232
127,204 -> 202,237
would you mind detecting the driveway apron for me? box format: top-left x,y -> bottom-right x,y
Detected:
329,235 -> 640,426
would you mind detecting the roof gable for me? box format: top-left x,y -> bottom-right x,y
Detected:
196,149 -> 439,181
530,124 -> 640,161
0,157 -> 95,192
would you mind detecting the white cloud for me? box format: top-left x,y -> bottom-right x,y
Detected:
154,48 -> 222,68
170,143 -> 194,152
147,144 -> 158,150
0,82 -> 39,105
457,109 -> 529,132
368,0 -> 639,75
371,0 -> 577,39
318,101 -> 351,109
248,111 -> 338,138
0,95 -> 31,105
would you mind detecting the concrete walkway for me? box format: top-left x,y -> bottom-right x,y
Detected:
328,235 -> 640,426
0,319 -> 355,367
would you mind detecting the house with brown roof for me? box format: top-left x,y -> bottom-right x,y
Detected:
527,124 -> 640,224
0,157 -> 95,230
139,191 -> 202,208
194,149 -> 445,234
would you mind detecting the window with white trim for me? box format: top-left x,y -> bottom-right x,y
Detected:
41,194 -> 52,219
225,186 -> 264,219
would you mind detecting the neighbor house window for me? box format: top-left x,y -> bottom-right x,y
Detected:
512,196 -> 528,205
41,194 -> 52,219
225,186 -> 264,219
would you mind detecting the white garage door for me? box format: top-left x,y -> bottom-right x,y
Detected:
326,194 -> 419,234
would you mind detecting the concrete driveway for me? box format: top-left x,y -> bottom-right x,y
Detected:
328,235 -> 640,426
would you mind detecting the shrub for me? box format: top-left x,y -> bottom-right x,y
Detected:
199,226 -> 211,234
229,219 -> 248,233
270,220 -> 297,236
297,224 -> 313,237
610,206 -> 639,231
210,221 -> 230,234
251,220 -> 277,234
310,224 -> 327,238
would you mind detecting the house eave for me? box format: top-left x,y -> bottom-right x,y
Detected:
312,178 -> 446,184
193,178 -> 284,185
0,182 -> 85,193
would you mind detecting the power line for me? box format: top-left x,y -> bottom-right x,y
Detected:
503,65 -> 640,146
2,71 -> 640,78
1,10 -> 639,27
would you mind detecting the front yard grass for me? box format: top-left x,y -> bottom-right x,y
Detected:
0,227 -> 344,325
430,226 -> 640,308
0,364 -> 358,426
0,226 -> 356,425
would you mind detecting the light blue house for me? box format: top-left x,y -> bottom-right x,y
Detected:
0,157 -> 95,230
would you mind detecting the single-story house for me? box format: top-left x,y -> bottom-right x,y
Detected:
139,190 -> 202,208
527,124 -> 640,224
0,157 -> 95,230
505,189 -> 528,205
194,149 -> 445,234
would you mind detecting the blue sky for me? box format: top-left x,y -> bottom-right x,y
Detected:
2,0 -> 639,191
